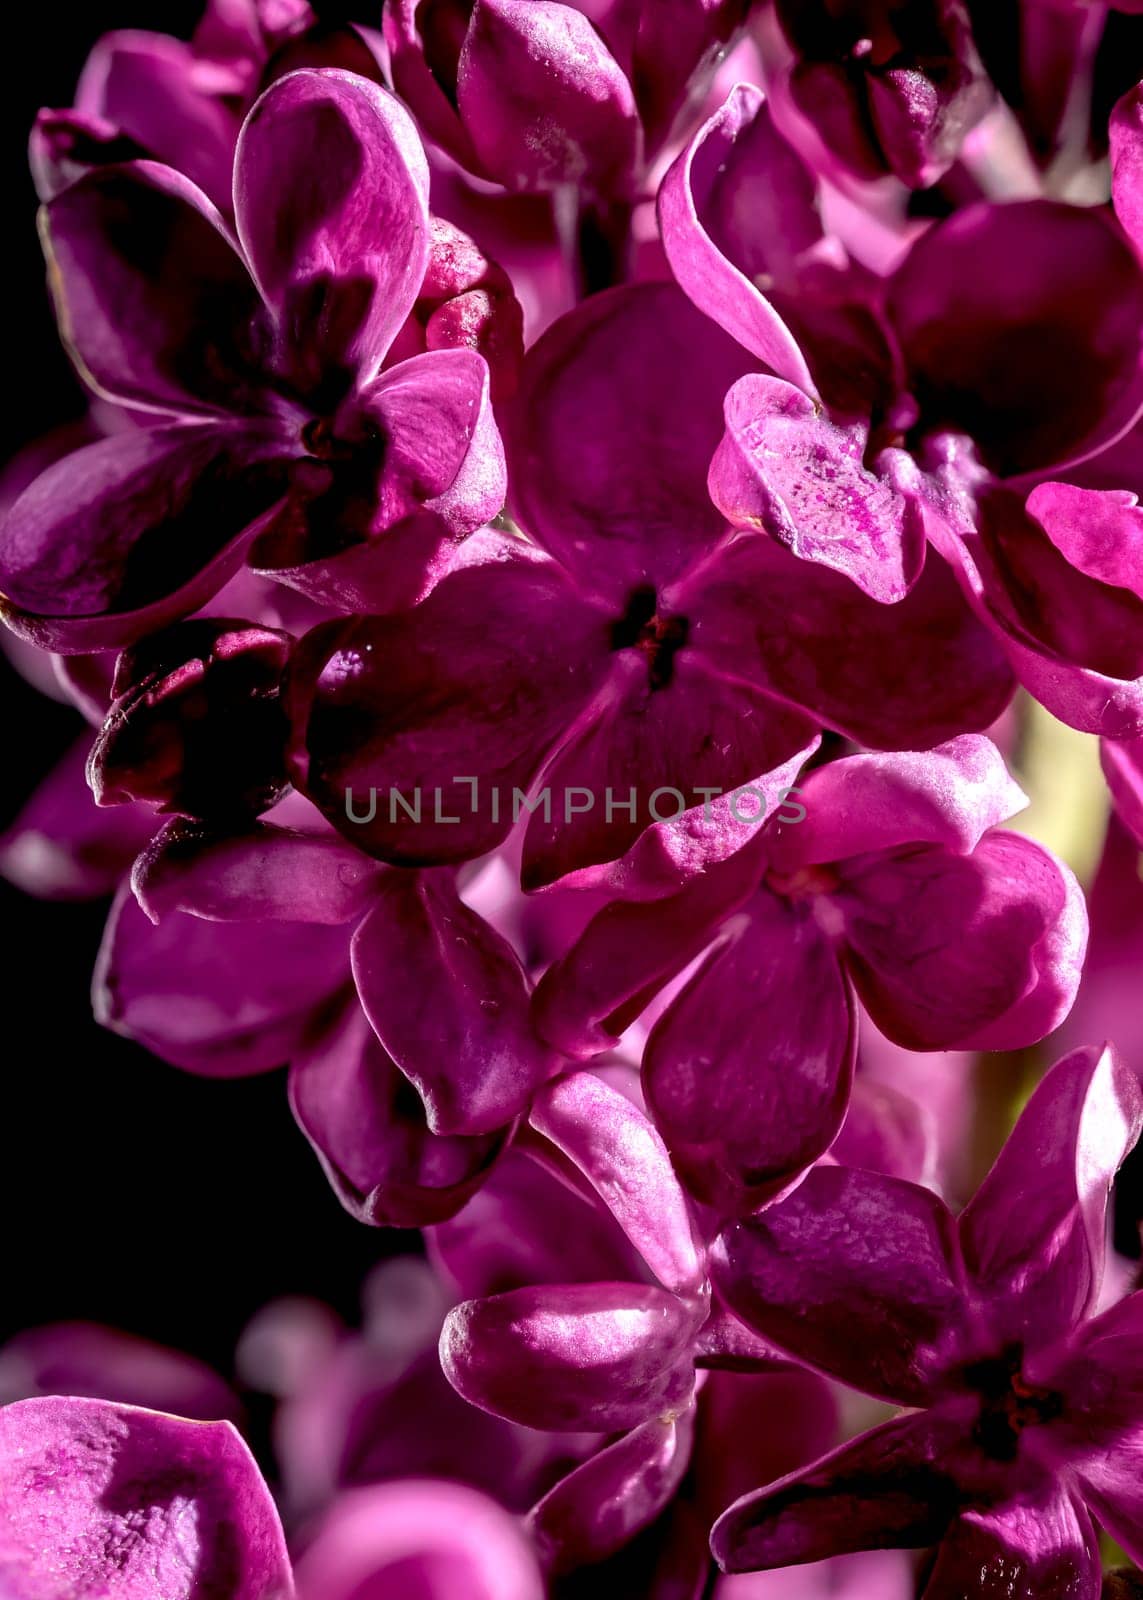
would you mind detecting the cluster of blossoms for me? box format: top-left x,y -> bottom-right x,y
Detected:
8,0 -> 1143,1594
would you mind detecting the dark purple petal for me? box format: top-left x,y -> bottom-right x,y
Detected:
351,870 -> 559,1135
89,619 -> 292,818
658,84 -> 819,392
532,843 -> 763,1058
508,282 -> 754,604
527,1410 -> 695,1576
960,1045 -> 1143,1351
235,69 -> 430,384
294,1480 -> 543,1600
888,201 -> 1143,476
0,427 -> 290,653
833,1076 -> 935,1186
439,1281 -> 698,1431
644,891 -> 857,1214
837,831 -> 1087,1051
132,820 -> 382,924
289,1002 -> 505,1228
709,375 -> 924,602
923,1493 -> 1101,1600
712,1166 -> 970,1403
94,882 -> 349,1076
456,0 -> 640,195
43,163 -> 265,415
529,1071 -> 705,1298
0,1395 -> 293,1600
769,737 -> 1026,872
285,560 -> 609,865
685,535 -> 1015,750
711,1409 -> 963,1573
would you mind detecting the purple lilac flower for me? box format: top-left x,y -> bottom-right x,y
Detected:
536,736 -> 1086,1211
286,280 -> 1013,886
0,69 -> 507,651
710,1043 -> 1143,1593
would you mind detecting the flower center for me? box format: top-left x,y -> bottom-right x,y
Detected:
610,586 -> 690,691
964,1345 -> 1064,1463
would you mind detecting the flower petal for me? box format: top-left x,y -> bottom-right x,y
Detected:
643,891 -> 857,1215
351,870 -> 559,1135
888,201 -> 1143,476
658,83 -> 818,393
768,736 -> 1027,872
0,1395 -> 293,1600
1111,79 -> 1143,256
235,69 -> 430,384
712,1166 -> 970,1403
0,427 -> 290,653
457,0 -> 640,194
527,1410 -> 694,1576
289,1001 -> 504,1228
285,560 -> 609,865
440,1281 -> 698,1432
709,375 -> 924,602
294,1480 -> 542,1600
94,881 -> 349,1077
711,1409 -> 963,1574
837,831 -> 1087,1051
131,820 -> 382,925
923,1493 -> 1101,1600
507,282 -> 754,603
41,162 -> 264,415
1103,735 -> 1143,847
529,1071 -> 705,1298
959,1045 -> 1143,1351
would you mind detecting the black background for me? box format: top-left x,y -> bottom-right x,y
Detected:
0,0 -> 389,1377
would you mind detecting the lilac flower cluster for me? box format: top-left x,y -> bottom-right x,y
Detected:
5,0 -> 1143,1595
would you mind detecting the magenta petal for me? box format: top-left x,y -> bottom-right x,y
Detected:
709,376 -> 924,602
527,1410 -> 694,1576
659,84 -> 818,394
0,427 -> 289,653
508,282 -> 753,603
712,1167 -> 970,1403
958,1045 -> 1143,1351
285,561 -> 609,865
1102,735 -> 1143,847
923,1494 -> 1101,1600
132,820 -> 383,925
0,739 -> 154,900
1111,80 -> 1143,256
294,1480 -> 543,1600
529,1071 -> 704,1298
360,347 -> 506,537
532,845 -> 761,1058
687,535 -> 1015,750
1026,482 -> 1143,597
838,832 -> 1087,1052
94,882 -> 349,1077
888,201 -> 1143,476
235,69 -> 430,382
42,163 -> 264,416
351,870 -> 558,1135
439,1281 -> 697,1431
644,890 -> 857,1215
833,1077 -> 935,1186
711,1409 -> 962,1574
289,1002 -> 504,1228
0,1395 -> 293,1600
769,736 -> 1027,872
456,0 -> 640,194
